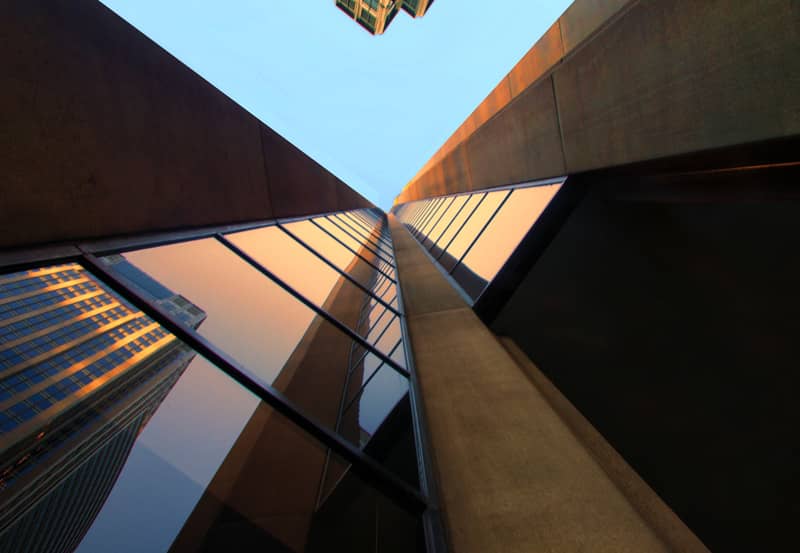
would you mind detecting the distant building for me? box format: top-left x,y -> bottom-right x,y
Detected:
335,0 -> 433,35
0,259 -> 205,553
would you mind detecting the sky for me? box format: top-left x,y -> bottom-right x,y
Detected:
98,0 -> 572,209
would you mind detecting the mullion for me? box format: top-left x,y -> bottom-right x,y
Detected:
361,308 -> 394,356
351,211 -> 384,234
374,276 -> 394,300
350,312 -> 398,372
275,225 -> 400,317
450,189 -> 514,274
343,339 -> 405,416
413,198 -> 447,241
338,217 -> 392,255
407,202 -> 433,233
308,219 -> 396,283
412,200 -> 440,236
323,216 -> 394,267
358,299 -> 388,339
429,195 -> 470,252
381,285 -> 397,304
375,260 -> 396,279
418,196 -> 454,246
214,235 -> 407,377
78,252 -> 426,515
342,212 -> 394,249
422,196 -> 457,249
436,193 -> 488,262
334,215 -> 394,257
323,217 -> 395,268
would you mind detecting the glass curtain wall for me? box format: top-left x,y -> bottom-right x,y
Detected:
393,179 -> 564,301
0,208 -> 435,553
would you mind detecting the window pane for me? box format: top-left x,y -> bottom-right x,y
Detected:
454,183 -> 562,299
226,226 -> 372,338
431,193 -> 483,259
313,217 -> 393,269
103,240 -> 401,448
413,199 -> 445,237
417,197 -> 453,243
440,191 -> 508,272
343,350 -> 409,444
0,264 -> 422,552
281,220 -> 382,290
332,214 -> 393,258
424,195 -> 467,250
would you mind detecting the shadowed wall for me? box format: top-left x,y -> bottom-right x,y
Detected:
1,0 -> 371,250
490,165 -> 800,552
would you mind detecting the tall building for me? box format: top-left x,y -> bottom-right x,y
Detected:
335,0 -> 433,35
1,0 -> 799,552
0,259 -> 206,553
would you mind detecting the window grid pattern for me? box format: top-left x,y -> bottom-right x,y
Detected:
0,294 -> 114,344
394,180 -> 563,302
0,206 -> 435,551
0,281 -> 99,320
0,324 -> 169,431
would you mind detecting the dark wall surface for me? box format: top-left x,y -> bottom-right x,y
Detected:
1,0 -> 371,250
490,165 -> 800,552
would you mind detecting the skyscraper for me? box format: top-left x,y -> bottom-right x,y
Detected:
2,0 -> 799,552
0,259 -> 205,553
334,0 -> 433,35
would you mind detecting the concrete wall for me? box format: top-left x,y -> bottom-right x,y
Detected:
490,164 -> 800,551
388,214 -> 706,553
396,0 -> 800,204
1,0 -> 371,251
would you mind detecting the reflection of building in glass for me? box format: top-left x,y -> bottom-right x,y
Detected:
0,259 -> 205,553
3,0 -> 799,551
335,0 -> 433,35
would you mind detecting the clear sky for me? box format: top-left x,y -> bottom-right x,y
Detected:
99,0 -> 572,209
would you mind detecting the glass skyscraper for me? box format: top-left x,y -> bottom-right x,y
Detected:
0,259 -> 205,552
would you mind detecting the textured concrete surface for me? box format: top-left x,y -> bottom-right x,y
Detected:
396,0 -> 800,204
1,0 -> 371,251
390,214 -> 673,553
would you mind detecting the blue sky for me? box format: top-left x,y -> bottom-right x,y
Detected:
99,0 -> 572,209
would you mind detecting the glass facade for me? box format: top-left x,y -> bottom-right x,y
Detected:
0,208 -> 430,553
394,179 -> 563,301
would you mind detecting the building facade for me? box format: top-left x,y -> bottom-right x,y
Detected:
2,0 -> 800,552
335,0 -> 433,35
0,260 -> 205,552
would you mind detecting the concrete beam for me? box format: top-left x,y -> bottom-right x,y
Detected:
396,0 -> 800,204
1,0 -> 371,251
389,214 -> 686,553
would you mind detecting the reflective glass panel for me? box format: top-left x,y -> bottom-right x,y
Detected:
439,191 -> 509,272
343,355 -> 409,445
453,183 -> 562,299
414,199 -> 445,237
225,226 -> 374,338
104,240 -> 402,448
281,220 -> 383,290
313,218 -> 393,269
0,263 -> 423,552
423,195 -> 466,250
432,193 -> 483,258
417,197 -> 452,242
332,214 -> 393,258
